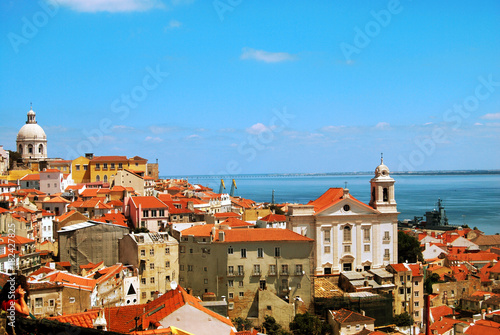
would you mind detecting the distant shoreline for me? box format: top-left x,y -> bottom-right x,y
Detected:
162,170 -> 500,179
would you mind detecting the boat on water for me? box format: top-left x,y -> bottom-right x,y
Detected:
398,198 -> 463,231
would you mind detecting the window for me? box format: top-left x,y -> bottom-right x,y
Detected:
295,264 -> 303,275
150,263 -> 154,270
150,277 -> 155,284
363,228 -> 370,242
204,266 -> 208,272
344,245 -> 351,253
141,249 -> 146,257
274,247 -> 281,257
324,229 -> 330,242
383,188 -> 388,202
188,265 -> 193,272
95,163 -> 100,169
35,297 -> 43,307
407,275 -> 411,281
415,281 -> 418,286
180,246 -> 185,253
399,288 -> 404,294
142,210 -> 149,217
49,299 -> 54,307
150,249 -> 154,256
228,280 -> 234,287
269,264 -> 276,275
204,279 -> 208,284
254,264 -> 261,275
228,266 -> 234,275
151,210 -> 157,217
141,278 -> 146,284
343,263 -> 352,271
151,291 -> 155,297
83,164 -> 88,170
118,163 -> 123,169
69,297 -> 75,303
111,163 -> 115,169
257,247 -> 263,258
343,226 -> 351,242
324,246 -> 331,253
281,264 -> 289,275
142,292 -> 147,299
228,246 -> 233,254
165,247 -> 170,254
241,248 -> 247,258
384,231 -> 390,241
238,265 -> 244,275
75,165 -> 80,171
96,175 -> 100,182
159,209 -> 165,216
166,261 -> 170,268
281,279 -> 288,291
415,302 -> 419,307
239,281 -> 244,287
384,249 -> 390,259
400,275 -> 404,282
189,248 -> 193,254
103,163 -> 108,169
260,280 -> 266,290
364,244 -> 370,252
415,311 -> 419,317
239,292 -> 244,297
415,291 -> 419,297
228,293 -> 233,299
356,324 -> 360,331
180,265 -> 184,271
407,288 -> 411,294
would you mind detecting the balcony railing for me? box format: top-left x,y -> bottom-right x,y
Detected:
252,271 -> 261,276
280,271 -> 289,276
268,271 -> 276,276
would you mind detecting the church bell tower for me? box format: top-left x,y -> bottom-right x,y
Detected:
369,154 -> 397,213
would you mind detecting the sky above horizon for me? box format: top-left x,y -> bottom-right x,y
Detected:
1,0 -> 499,176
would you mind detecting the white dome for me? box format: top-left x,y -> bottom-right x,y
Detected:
17,123 -> 46,140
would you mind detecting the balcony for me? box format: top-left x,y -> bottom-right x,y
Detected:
295,271 -> 304,276
252,271 -> 261,277
268,271 -> 277,276
227,271 -> 235,277
280,271 -> 289,276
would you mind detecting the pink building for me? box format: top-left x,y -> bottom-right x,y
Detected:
124,196 -> 169,232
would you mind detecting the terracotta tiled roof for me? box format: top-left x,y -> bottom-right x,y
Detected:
259,214 -> 286,222
465,322 -> 500,335
131,196 -> 168,209
20,174 -> 40,181
43,195 -> 70,203
91,155 -> 129,162
181,224 -> 214,237
55,209 -> 78,222
0,207 -> 9,214
308,188 -> 375,214
220,217 -> 254,227
447,252 -> 499,262
44,271 -> 97,291
472,235 -> 500,246
331,308 -> 375,323
431,305 -> 454,322
430,317 -> 466,335
94,213 -> 128,227
217,228 -> 313,243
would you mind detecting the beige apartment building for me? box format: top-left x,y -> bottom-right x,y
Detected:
178,225 -> 314,324
387,263 -> 424,327
119,232 -> 179,304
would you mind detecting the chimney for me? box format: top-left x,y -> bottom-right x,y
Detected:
481,309 -> 486,319
487,307 -> 492,314
342,188 -> 350,199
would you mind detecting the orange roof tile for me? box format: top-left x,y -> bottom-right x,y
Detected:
220,217 -> 254,228
308,188 -> 375,214
131,196 -> 168,209
20,174 -> 40,181
43,195 -> 71,203
259,213 -> 286,222
181,224 -> 215,237
91,155 -> 129,162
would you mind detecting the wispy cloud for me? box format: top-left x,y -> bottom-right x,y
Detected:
150,125 -> 179,134
480,112 -> 500,120
55,0 -> 165,13
375,122 -> 391,130
240,48 -> 297,63
164,20 -> 182,31
320,125 -> 346,133
145,136 -> 163,143
246,123 -> 270,134
186,134 -> 201,140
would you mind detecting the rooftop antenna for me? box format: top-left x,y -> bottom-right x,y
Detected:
381,152 -> 384,164
272,189 -> 275,205
344,182 -> 348,189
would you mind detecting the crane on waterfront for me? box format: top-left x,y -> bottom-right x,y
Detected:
230,179 -> 237,196
218,179 -> 226,194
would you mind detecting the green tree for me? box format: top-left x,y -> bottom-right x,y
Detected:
424,272 -> 441,294
398,231 -> 423,263
393,312 -> 414,327
262,316 -> 291,335
232,317 -> 252,331
289,312 -> 331,335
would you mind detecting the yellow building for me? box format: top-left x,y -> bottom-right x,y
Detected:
71,156 -> 91,184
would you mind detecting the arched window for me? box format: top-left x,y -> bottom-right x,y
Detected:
371,187 -> 375,203
38,144 -> 44,154
19,145 -> 23,154
96,175 -> 100,182
28,144 -> 33,154
383,188 -> 388,202
104,175 -> 108,183
343,226 -> 351,242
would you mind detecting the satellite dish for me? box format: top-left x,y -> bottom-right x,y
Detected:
170,281 -> 178,290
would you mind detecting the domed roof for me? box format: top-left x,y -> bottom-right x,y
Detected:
17,106 -> 47,141
375,156 -> 390,177
17,123 -> 46,140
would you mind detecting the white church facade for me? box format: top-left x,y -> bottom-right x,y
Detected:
287,159 -> 399,275
16,105 -> 48,160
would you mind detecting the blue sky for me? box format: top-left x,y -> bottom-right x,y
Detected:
1,0 -> 499,176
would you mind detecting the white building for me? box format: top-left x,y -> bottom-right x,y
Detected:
39,211 -> 55,242
287,159 -> 399,275
16,106 -> 47,160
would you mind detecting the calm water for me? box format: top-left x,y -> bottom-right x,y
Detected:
180,174 -> 500,235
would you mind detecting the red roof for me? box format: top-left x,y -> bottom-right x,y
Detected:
430,317 -> 465,335
181,224 -> 215,237
20,174 -> 40,181
447,252 -> 499,262
44,271 -> 96,291
259,214 -> 286,222
218,228 -> 313,243
49,286 -> 234,333
91,156 -> 128,162
308,188 -> 375,214
43,196 -> 70,203
220,217 -> 254,228
466,321 -> 500,335
94,213 -> 128,227
131,196 -> 168,209
431,305 -> 454,322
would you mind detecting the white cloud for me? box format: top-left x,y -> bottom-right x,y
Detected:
480,112 -> 500,120
55,0 -> 165,13
164,19 -> 182,31
320,125 -> 346,133
474,122 -> 483,126
113,125 -> 135,131
246,123 -> 270,135
240,48 -> 297,63
150,125 -> 178,134
375,122 -> 391,130
423,122 -> 433,126
186,134 -> 201,139
145,136 -> 163,143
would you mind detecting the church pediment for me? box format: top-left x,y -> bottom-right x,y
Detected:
316,198 -> 378,216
